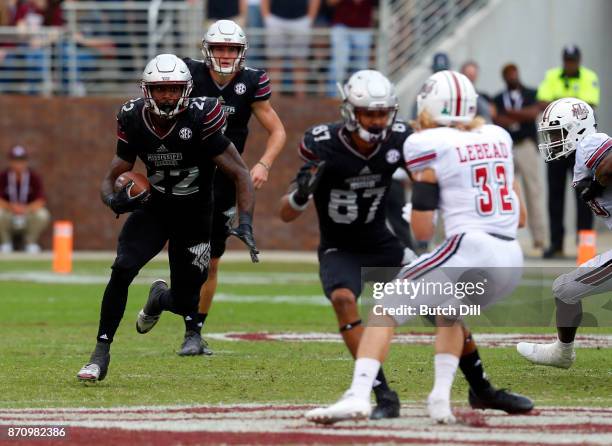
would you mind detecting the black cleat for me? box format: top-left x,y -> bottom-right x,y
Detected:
370,389 -> 400,419
136,279 -> 166,334
77,343 -> 111,382
178,330 -> 212,356
469,386 -> 534,414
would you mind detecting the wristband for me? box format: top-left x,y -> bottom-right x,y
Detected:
257,161 -> 270,171
288,190 -> 309,211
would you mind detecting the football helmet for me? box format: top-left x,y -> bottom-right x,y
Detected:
537,97 -> 597,162
339,70 -> 399,143
141,54 -> 193,119
202,20 -> 248,75
417,70 -> 478,125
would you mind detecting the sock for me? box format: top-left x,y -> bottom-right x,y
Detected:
349,358 -> 381,401
430,353 -> 459,401
184,313 -> 202,334
372,368 -> 390,400
96,268 -> 135,344
459,350 -> 491,393
184,313 -> 208,333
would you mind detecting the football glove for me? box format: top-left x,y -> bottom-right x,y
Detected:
228,212 -> 259,263
574,178 -> 605,203
104,181 -> 150,216
293,160 -> 326,205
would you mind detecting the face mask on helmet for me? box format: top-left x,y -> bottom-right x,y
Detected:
143,81 -> 193,119
141,54 -> 193,119
203,44 -> 246,74
537,98 -> 597,162
339,70 -> 399,144
351,107 -> 397,143
202,20 -> 248,75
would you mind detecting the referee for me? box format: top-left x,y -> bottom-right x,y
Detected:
537,44 -> 600,259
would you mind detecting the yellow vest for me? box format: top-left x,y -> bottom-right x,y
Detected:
536,66 -> 600,106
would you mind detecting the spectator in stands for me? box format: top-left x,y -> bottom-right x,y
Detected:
261,0 -> 320,98
327,0 -> 377,96
537,44 -> 600,259
206,0 -> 247,27
493,63 -> 545,255
60,0 -> 116,96
0,146 -> 50,254
460,60 -> 493,123
307,0 -> 334,95
9,0 -> 64,94
246,0 -> 263,63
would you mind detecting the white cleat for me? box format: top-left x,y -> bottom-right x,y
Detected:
305,391 -> 372,425
516,341 -> 576,369
427,395 -> 455,424
77,363 -> 102,382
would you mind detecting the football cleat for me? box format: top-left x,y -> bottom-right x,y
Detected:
305,391 -> 371,424
77,345 -> 110,382
427,395 -> 455,424
370,389 -> 400,419
516,341 -> 576,369
178,330 -> 209,356
468,386 -> 534,414
136,279 -> 166,334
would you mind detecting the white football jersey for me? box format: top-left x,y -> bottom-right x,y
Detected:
573,132 -> 612,229
404,124 -> 519,238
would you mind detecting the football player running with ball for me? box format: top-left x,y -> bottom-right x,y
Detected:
518,98 -> 612,369
179,20 -> 286,356
76,54 -> 257,382
305,70 -> 533,425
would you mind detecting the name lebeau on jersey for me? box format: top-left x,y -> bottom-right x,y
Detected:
574,132 -> 612,229
404,124 -> 519,238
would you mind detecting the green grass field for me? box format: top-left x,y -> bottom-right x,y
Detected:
0,259 -> 610,409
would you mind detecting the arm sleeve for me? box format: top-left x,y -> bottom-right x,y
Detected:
115,119 -> 137,163
252,70 -> 272,102
403,134 -> 438,172
298,128 -> 321,162
201,99 -> 232,157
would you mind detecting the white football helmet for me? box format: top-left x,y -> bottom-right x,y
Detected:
538,97 -> 597,162
417,70 -> 478,125
141,54 -> 193,119
339,70 -> 399,143
202,20 -> 248,75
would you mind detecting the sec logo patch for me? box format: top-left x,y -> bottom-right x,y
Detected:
179,127 -> 193,140
386,149 -> 401,164
234,83 -> 247,95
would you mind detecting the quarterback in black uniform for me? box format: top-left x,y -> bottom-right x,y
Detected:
280,70 -> 413,419
76,54 -> 257,382
180,20 -> 286,355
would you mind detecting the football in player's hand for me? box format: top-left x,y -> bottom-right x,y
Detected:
114,172 -> 150,197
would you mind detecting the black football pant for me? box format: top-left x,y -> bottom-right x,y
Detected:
96,205 -> 211,344
547,153 -> 594,251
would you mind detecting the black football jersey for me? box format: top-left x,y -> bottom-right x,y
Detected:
298,121 -> 412,250
116,97 -> 230,208
184,58 -> 271,153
